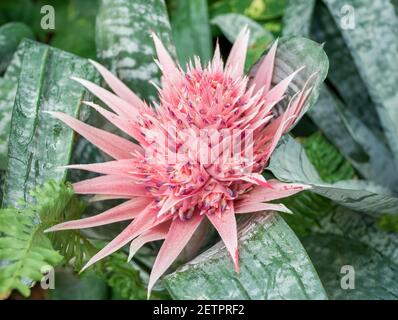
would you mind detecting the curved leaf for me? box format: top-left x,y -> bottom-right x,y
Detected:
0,22 -> 33,73
322,0 -> 398,168
268,136 -> 398,216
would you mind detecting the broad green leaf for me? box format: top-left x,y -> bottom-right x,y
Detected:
301,207 -> 398,299
322,0 -> 398,168
0,40 -> 30,171
277,125 -> 398,299
96,0 -> 176,101
48,268 -> 108,300
268,136 -> 398,216
250,36 -> 329,126
211,13 -> 274,70
171,0 -> 212,65
164,214 -> 327,300
282,0 -> 316,36
0,22 -> 33,74
2,40 -> 100,207
282,0 -> 397,190
311,2 -> 383,137
308,86 -> 397,189
303,233 -> 398,299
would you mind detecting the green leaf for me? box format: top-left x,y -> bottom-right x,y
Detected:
96,0 -> 176,101
282,0 -> 398,190
211,13 -> 274,70
309,86 -> 397,189
303,233 -> 398,299
164,214 -> 327,300
300,207 -> 398,299
0,78 -> 15,170
171,0 -> 212,65
282,0 -> 316,36
0,22 -> 33,74
321,0 -> 398,169
2,40 -> 100,207
268,136 -> 398,217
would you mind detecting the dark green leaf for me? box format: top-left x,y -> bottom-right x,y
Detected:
171,0 -> 212,65
48,268 -> 108,300
0,22 -> 33,74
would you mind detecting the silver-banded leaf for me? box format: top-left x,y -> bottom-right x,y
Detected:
2,40 -> 100,207
171,0 -> 212,65
303,233 -> 398,299
0,22 -> 33,74
311,2 -> 383,136
282,0 -> 397,189
0,78 -> 15,169
322,0 -> 398,168
0,40 -> 30,170
309,86 -> 397,189
96,0 -> 176,101
282,0 -> 316,36
268,136 -> 398,216
250,36 -> 329,125
164,213 -> 327,300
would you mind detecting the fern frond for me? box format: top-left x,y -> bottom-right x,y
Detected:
302,132 -> 355,182
0,180 -> 94,298
0,207 -> 63,298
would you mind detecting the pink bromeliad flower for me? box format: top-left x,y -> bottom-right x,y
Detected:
46,28 -> 313,295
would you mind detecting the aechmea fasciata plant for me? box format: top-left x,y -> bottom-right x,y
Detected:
45,27 -> 314,296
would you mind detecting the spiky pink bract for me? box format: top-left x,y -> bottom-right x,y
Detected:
46,28 -> 313,296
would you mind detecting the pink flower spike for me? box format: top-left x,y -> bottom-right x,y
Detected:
48,30 -> 316,293
89,59 -> 146,110
226,26 -> 250,78
207,205 -> 239,273
45,198 -> 150,232
147,213 -> 204,298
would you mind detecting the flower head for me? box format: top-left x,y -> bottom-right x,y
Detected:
47,28 -> 312,295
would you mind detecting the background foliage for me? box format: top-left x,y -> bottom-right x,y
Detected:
0,0 -> 398,300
